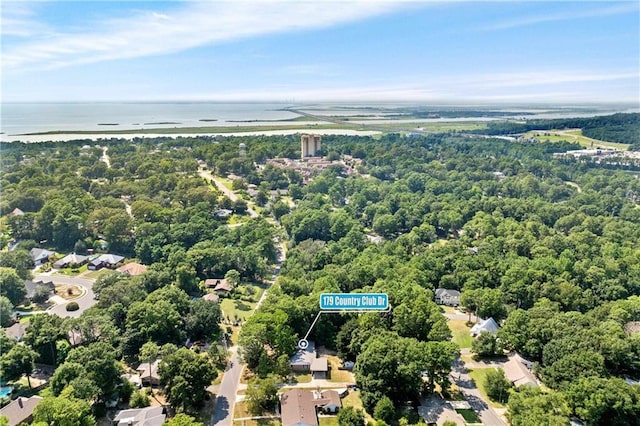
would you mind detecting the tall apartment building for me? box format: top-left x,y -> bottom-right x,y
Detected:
301,134 -> 321,158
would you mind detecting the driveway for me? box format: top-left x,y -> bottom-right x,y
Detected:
34,274 -> 97,318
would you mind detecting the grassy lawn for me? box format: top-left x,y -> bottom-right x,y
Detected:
326,356 -> 355,383
192,393 -> 216,425
217,177 -> 235,191
233,401 -> 279,424
456,408 -> 481,424
467,368 -> 506,409
342,390 -> 373,423
55,264 -> 88,276
448,319 -> 473,349
291,372 -> 312,384
220,298 -> 257,322
82,269 -> 112,279
54,284 -> 83,300
524,129 -> 630,150
318,417 -> 339,426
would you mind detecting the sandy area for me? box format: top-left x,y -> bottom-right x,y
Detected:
1,128 -> 380,143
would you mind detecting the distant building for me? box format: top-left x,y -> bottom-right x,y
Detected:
29,248 -> 56,266
136,359 -> 161,386
470,317 -> 500,337
239,142 -> 247,157
301,134 -> 321,158
53,253 -> 88,269
117,262 -> 148,276
24,279 -> 55,301
87,254 -> 125,270
434,288 -> 460,306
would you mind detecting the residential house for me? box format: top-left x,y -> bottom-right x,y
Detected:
53,253 -> 88,269
0,395 -> 43,426
434,288 -> 460,306
29,248 -> 56,266
24,279 -> 55,301
87,254 -> 125,270
117,262 -> 148,276
202,293 -> 220,303
502,353 -> 538,388
136,359 -> 161,387
470,317 -> 500,337
289,341 -> 316,372
280,389 -> 343,426
112,406 -> 165,426
4,322 -> 28,341
310,357 -> 329,380
204,278 -> 232,295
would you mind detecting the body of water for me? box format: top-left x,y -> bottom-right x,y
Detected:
1,102 -> 636,142
0,102 -> 298,137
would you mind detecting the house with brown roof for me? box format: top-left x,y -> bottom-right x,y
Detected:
202,293 -> 220,303
136,359 -> 161,386
502,353 -> 538,388
0,395 -> 42,426
204,278 -> 232,295
117,262 -> 148,276
280,389 -> 343,426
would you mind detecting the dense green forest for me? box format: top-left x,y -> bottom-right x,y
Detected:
476,112 -> 640,145
1,130 -> 640,425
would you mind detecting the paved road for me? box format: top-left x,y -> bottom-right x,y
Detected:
35,274 -> 97,318
198,169 -> 259,218
451,359 -> 507,426
211,347 -> 243,426
212,241 -> 286,425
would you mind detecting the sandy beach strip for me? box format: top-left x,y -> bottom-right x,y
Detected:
1,128 -> 380,143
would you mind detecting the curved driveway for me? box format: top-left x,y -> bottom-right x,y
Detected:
34,274 -> 97,318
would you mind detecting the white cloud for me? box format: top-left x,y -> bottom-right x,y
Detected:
0,1 -> 52,37
481,2 -> 639,31
2,1 -> 401,72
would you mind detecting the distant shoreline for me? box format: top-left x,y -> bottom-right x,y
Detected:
1,128 -> 380,143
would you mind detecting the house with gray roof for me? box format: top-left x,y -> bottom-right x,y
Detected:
53,253 -> 88,269
113,406 -> 165,426
29,248 -> 56,266
470,317 -> 500,337
88,254 -> 125,270
434,288 -> 460,306
0,395 -> 42,426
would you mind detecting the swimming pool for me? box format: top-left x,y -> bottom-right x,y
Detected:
0,386 -> 13,398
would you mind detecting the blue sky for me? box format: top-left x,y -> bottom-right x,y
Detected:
1,1 -> 639,103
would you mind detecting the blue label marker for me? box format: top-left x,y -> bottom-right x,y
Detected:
319,293 -> 389,311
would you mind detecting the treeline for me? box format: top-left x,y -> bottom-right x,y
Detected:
477,112 -> 640,144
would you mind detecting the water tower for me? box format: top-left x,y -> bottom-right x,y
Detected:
239,143 -> 247,157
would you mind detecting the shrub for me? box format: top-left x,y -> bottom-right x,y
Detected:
129,389 -> 151,408
66,302 -> 79,311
